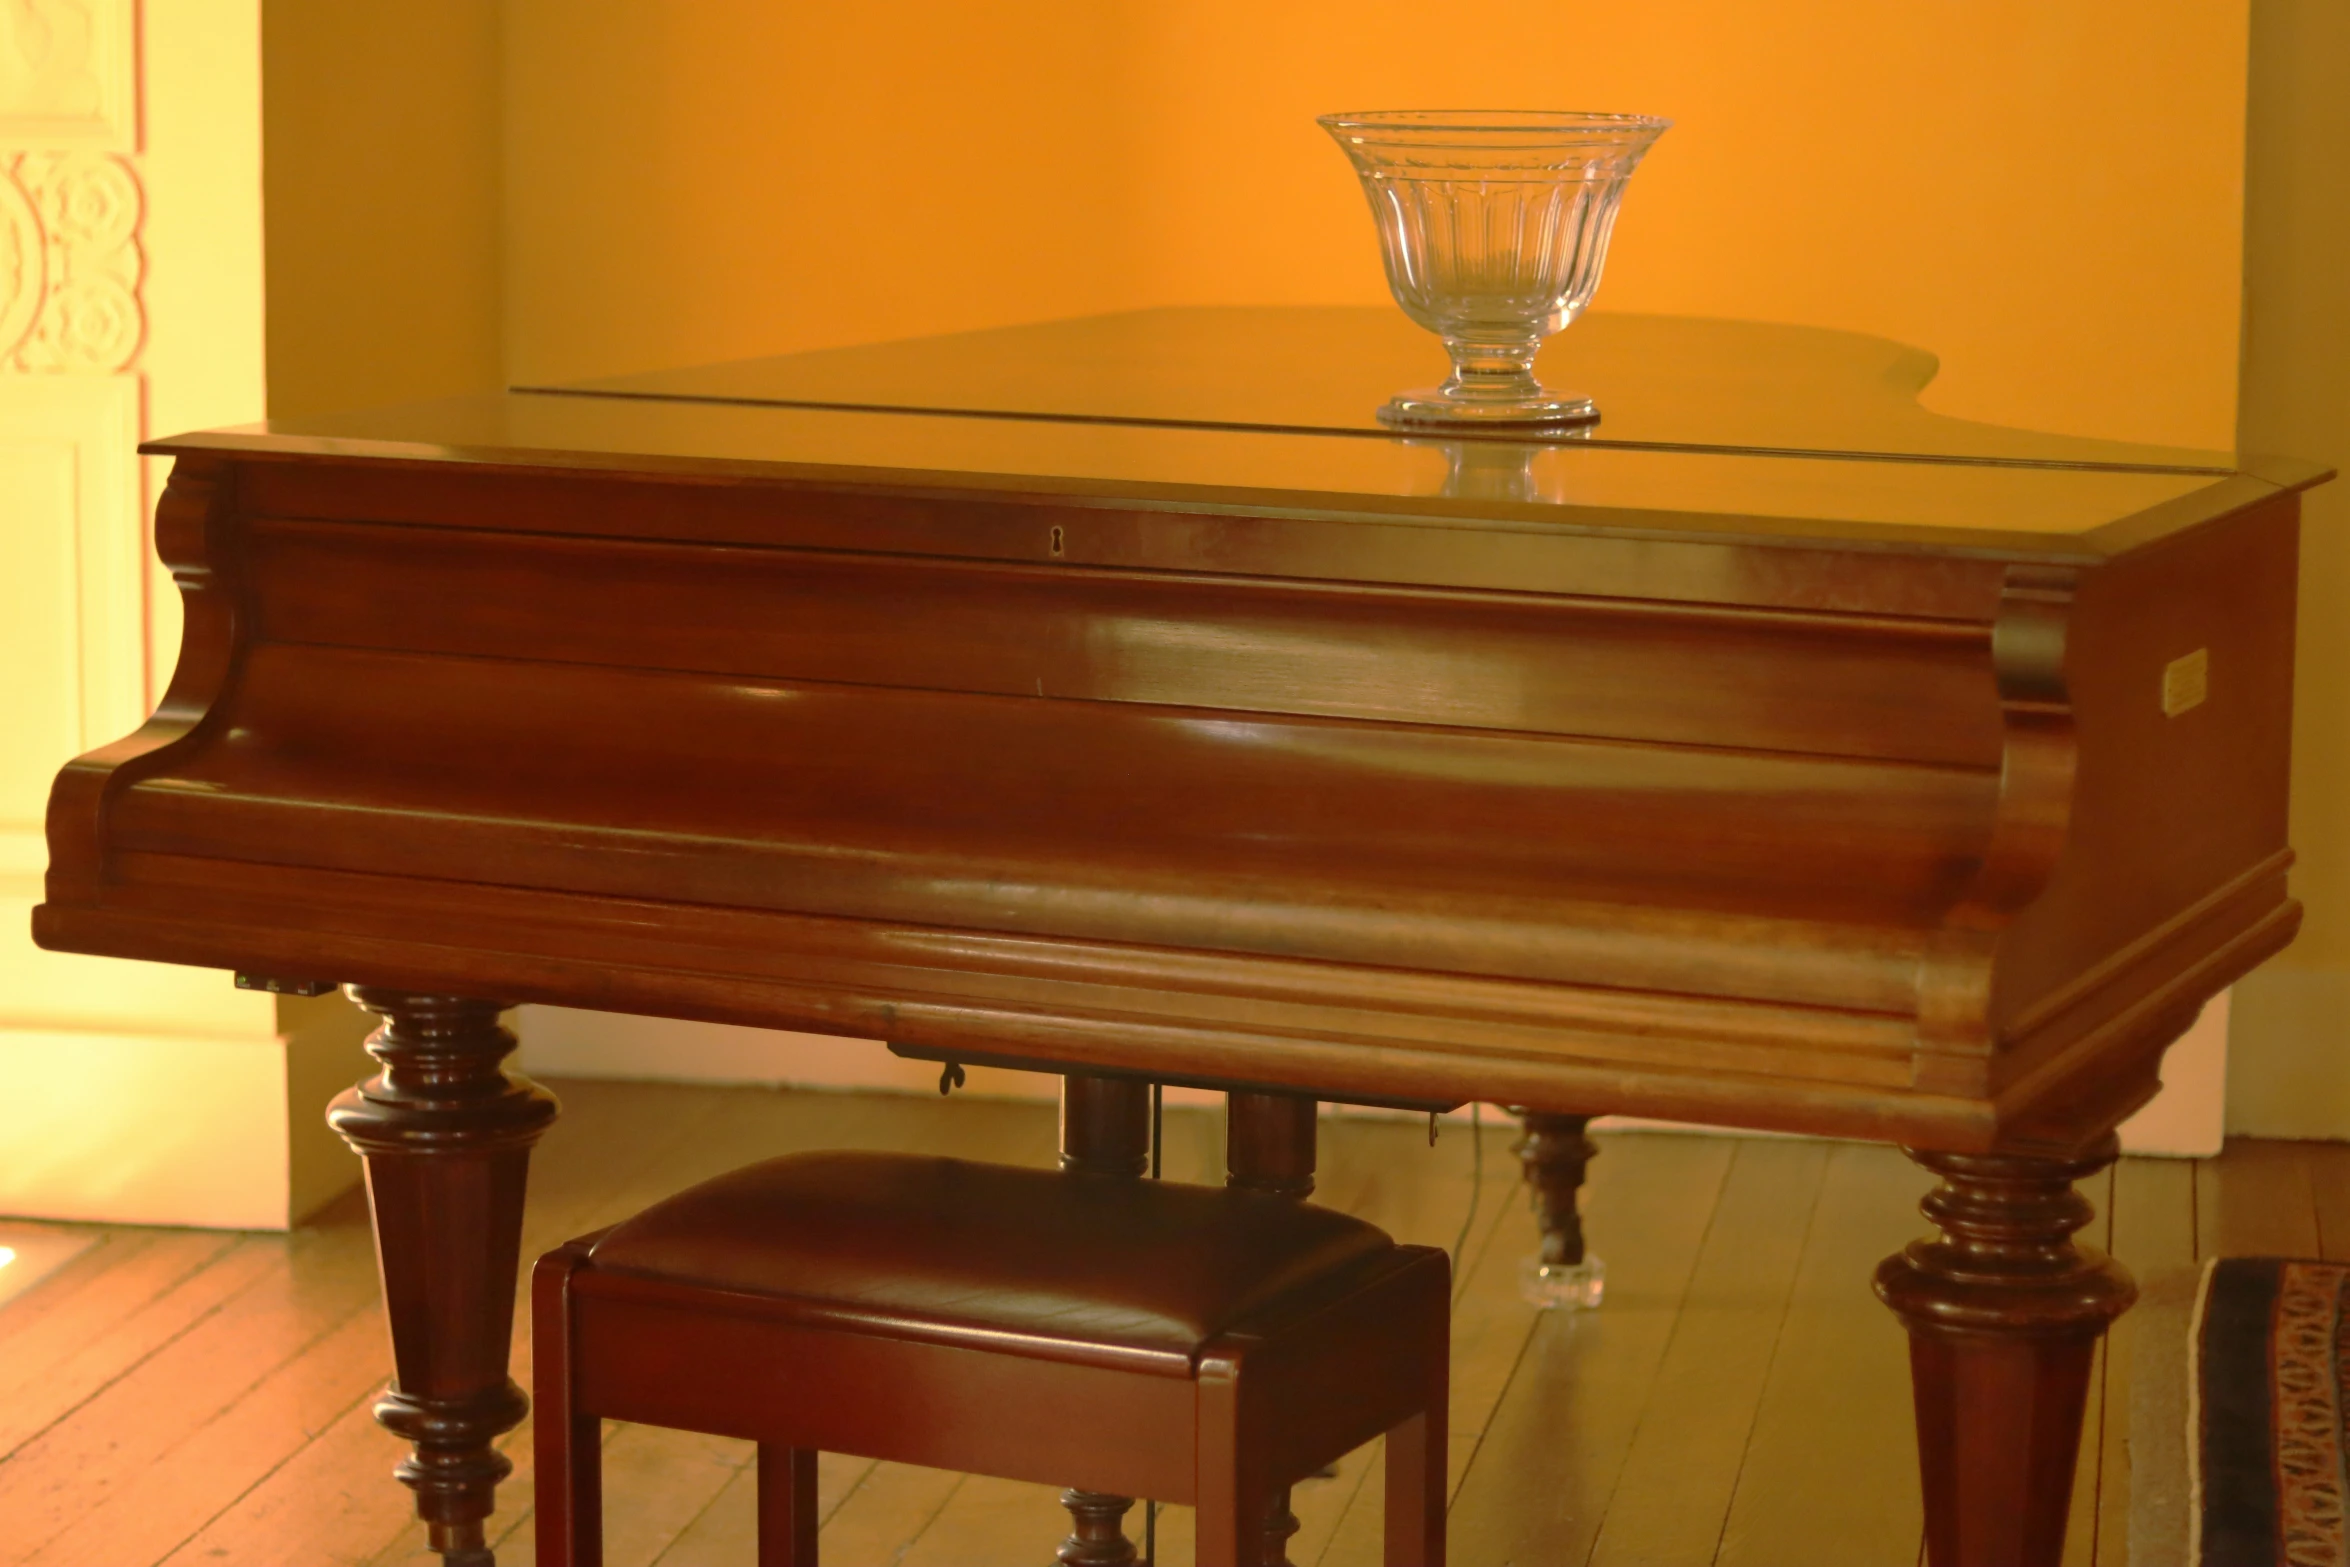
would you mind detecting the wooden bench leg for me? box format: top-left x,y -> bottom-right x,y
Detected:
1057,1074 -> 1151,1566
1198,1477 -> 1284,1567
531,1239 -> 603,1567
1383,1286 -> 1450,1567
1226,1090 -> 1316,1567
1196,1353 -> 1278,1567
1382,1411 -> 1444,1567
757,1444 -> 819,1566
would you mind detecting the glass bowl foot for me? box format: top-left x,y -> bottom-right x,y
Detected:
1520,1252 -> 1606,1311
1379,388 -> 1598,430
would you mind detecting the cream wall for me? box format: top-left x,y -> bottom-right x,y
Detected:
0,0 -> 377,1231
2224,0 -> 2350,1137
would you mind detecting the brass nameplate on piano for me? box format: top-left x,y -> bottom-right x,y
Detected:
2163,648 -> 2209,716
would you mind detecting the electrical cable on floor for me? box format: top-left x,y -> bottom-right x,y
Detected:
1450,1103 -> 1483,1302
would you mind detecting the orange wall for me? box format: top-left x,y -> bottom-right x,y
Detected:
499,3 -> 1135,391
501,0 -> 2249,449
263,1 -> 503,419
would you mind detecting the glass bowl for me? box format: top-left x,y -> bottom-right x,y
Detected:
1319,109 -> 1671,429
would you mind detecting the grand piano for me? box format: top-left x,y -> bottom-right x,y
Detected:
36,308 -> 2328,1565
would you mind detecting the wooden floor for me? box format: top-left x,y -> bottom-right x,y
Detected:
0,1081 -> 2343,1566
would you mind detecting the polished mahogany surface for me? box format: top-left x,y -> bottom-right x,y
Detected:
530,306 -> 2237,473
40,314 -> 2326,1151
535,1150 -> 1450,1565
163,372 -> 2276,557
582,1150 -> 1393,1366
31,310 -> 2331,1566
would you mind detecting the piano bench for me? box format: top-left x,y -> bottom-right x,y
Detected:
529,1149 -> 1450,1567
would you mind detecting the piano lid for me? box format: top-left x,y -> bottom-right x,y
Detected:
517,307 -> 2235,476
153,310 -> 2330,559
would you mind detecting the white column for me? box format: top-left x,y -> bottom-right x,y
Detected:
0,0 -> 369,1230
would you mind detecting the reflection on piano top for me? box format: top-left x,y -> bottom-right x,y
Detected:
525,307 -> 2227,472
151,311 -> 2329,559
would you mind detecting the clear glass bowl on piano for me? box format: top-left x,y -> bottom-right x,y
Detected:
1319,109 -> 1671,430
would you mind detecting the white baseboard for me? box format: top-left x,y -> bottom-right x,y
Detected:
2227,966 -> 2350,1139
0,992 -> 371,1229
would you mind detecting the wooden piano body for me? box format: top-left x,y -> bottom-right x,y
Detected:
30,309 -> 2329,1565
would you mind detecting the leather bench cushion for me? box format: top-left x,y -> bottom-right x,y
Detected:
584,1151 -> 1396,1359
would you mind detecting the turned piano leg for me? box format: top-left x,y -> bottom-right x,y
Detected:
1874,1141 -> 2136,1567
331,989 -> 558,1567
1225,1089 -> 1318,1567
1057,1073 -> 1151,1567
1511,1110 -> 1605,1309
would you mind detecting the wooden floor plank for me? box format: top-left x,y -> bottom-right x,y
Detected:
0,1088 -> 2276,1567
651,1450 -> 876,1567
0,1225 -> 99,1318
2303,1141 -> 2350,1261
806,1461 -> 966,1567
0,1227 -> 250,1455
1588,1138 -> 1831,1567
31,1307 -> 395,1567
898,1474 -> 1088,1566
2060,1161 -> 2116,1567
158,1390 -> 419,1567
1291,1110 -> 1527,1567
0,1228 -> 153,1350
1443,1132 -> 1738,1567
1321,1123 -> 1750,1565
1432,1145 -> 1547,1498
0,1233 -> 279,1468
586,1423 -> 754,1567
2092,1156 -> 2197,1567
0,1212 -> 382,1564
1712,1140 -> 1930,1567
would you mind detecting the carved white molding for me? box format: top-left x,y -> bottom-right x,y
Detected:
0,0 -> 136,150
0,371 -> 142,843
0,149 -> 141,371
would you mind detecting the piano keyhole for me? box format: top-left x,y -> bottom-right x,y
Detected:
1049,525 -> 1065,558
